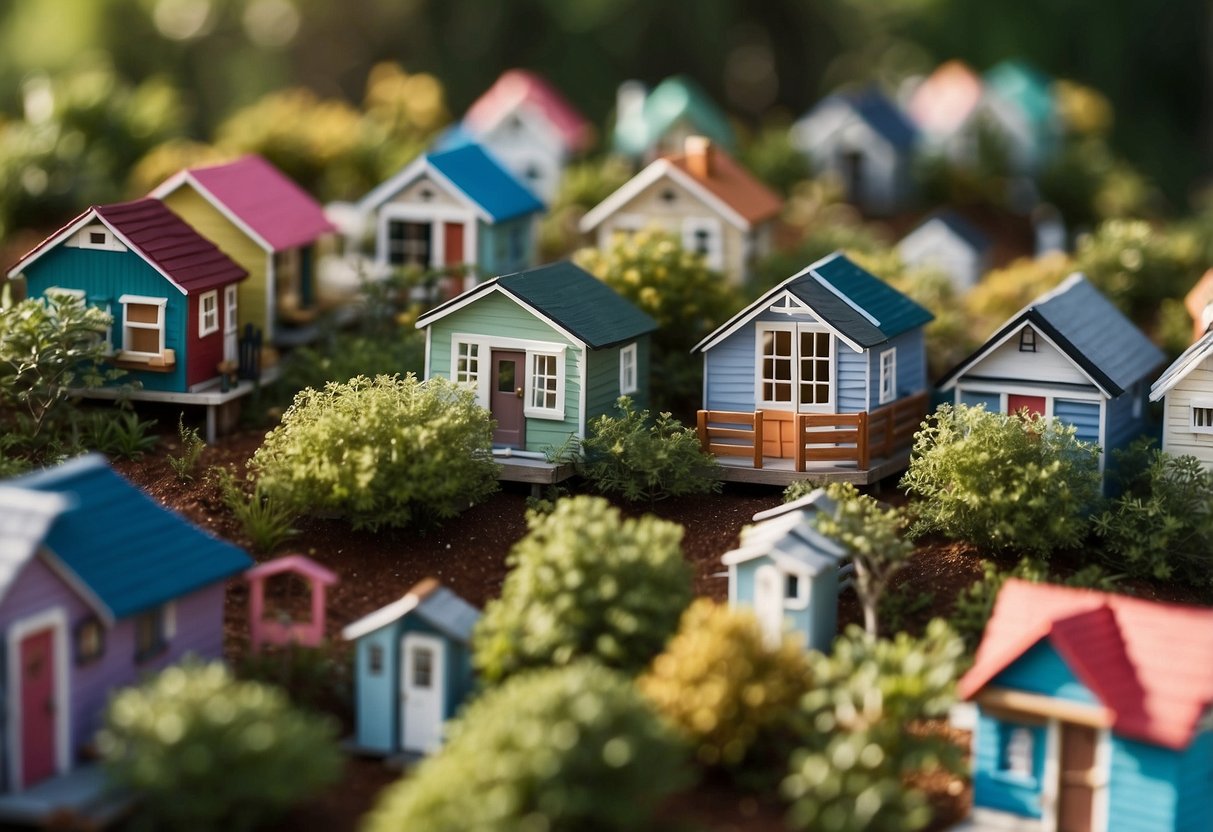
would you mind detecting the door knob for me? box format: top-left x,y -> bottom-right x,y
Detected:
516,387 -> 524,399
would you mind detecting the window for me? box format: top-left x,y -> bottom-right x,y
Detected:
681,218 -> 723,270
879,348 -> 897,405
387,220 -> 432,266
75,616 -> 105,665
619,343 -> 638,394
524,163 -> 542,182
225,285 -> 238,332
418,188 -> 434,202
530,353 -> 560,413
1019,328 -> 1037,352
119,295 -> 167,359
758,324 -> 833,411
89,231 -> 107,246
798,329 -> 831,408
412,646 -> 434,688
199,290 -> 219,337
509,226 -> 525,263
134,605 -> 170,662
1000,725 -> 1036,779
454,341 -> 481,386
369,644 -> 384,676
760,327 -> 794,405
784,574 -> 799,600
1193,405 -> 1213,433
660,188 -> 678,204
71,224 -> 125,251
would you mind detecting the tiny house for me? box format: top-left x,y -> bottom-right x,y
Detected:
896,210 -> 991,293
693,252 -> 933,485
1149,327 -> 1213,470
958,579 -> 1213,832
342,579 -> 480,758
612,75 -> 737,162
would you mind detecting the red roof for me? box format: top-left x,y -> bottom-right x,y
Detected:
161,155 -> 335,251
959,580 -> 1213,750
664,144 -> 782,225
464,69 -> 593,154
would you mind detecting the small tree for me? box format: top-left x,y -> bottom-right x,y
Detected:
812,483 -> 915,638
365,661 -> 688,832
473,496 -> 693,684
1073,219 -> 1200,323
251,374 -> 498,531
901,404 -> 1102,556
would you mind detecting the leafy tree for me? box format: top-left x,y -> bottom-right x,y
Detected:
639,599 -> 813,779
473,496 -> 693,683
539,156 -> 634,260
251,374 -> 498,531
739,120 -> 811,196
1072,219 -> 1200,323
365,661 -> 688,832
783,621 -> 966,832
98,660 -> 342,832
812,483 -> 915,638
901,403 -> 1102,556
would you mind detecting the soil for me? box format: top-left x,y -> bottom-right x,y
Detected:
112,426 -> 974,832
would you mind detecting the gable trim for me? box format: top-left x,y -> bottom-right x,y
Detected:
415,281 -> 588,350
151,171 -> 275,253
358,157 -> 492,223
976,686 -> 1113,729
1150,330 -> 1213,401
579,158 -> 750,234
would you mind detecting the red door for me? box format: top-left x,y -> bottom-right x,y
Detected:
1007,394 -> 1046,417
490,350 -> 526,449
1057,723 -> 1097,832
20,628 -> 57,788
443,223 -> 465,269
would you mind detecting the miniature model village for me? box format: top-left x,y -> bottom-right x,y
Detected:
3,60 -> 1213,832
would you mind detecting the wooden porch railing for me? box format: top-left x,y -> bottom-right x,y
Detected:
697,409 -> 765,469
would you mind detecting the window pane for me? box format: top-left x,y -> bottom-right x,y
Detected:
776,331 -> 791,353
775,383 -> 791,400
497,360 -> 515,393
129,327 -> 159,353
127,303 -> 159,324
412,647 -> 433,688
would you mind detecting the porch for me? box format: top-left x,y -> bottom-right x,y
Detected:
696,392 -> 928,486
0,765 -> 133,828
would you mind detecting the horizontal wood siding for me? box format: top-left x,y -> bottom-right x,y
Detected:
704,322 -> 758,412
1103,389 -> 1145,454
868,329 -> 927,404
960,390 -> 1001,411
1052,398 -> 1102,446
1107,737 -> 1180,831
836,346 -> 867,412
585,336 -> 651,425
1161,372 -> 1213,465
24,246 -> 188,392
971,712 -> 1046,818
991,640 -> 1099,704
1176,729 -> 1213,829
967,326 -> 1091,387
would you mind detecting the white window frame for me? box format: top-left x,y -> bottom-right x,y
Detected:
755,322 -> 835,413
681,216 -> 724,272
782,568 -> 810,610
756,322 -> 796,410
68,224 -> 127,252
1002,725 -> 1036,779
879,347 -> 897,405
1192,401 -> 1213,434
224,285 -> 238,331
198,290 -> 219,337
619,342 -> 638,395
526,351 -> 566,419
450,333 -> 568,419
119,294 -> 167,360
451,339 -> 482,389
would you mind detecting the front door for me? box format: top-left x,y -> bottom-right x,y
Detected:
1057,723 -> 1098,832
1008,394 -> 1046,417
443,223 -> 464,270
20,628 -> 57,788
490,350 -> 526,449
223,285 -> 238,363
400,633 -> 445,754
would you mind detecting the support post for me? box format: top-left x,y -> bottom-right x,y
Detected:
753,410 -> 764,470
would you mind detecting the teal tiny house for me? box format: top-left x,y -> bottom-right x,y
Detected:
342,579 -> 480,757
415,261 -> 657,457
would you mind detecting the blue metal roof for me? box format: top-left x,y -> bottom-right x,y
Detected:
844,88 -> 918,151
9,455 -> 252,620
428,144 -> 545,221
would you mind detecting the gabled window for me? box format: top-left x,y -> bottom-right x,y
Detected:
69,223 -> 126,252
134,602 -> 175,662
199,290 -> 219,337
619,343 -> 638,394
1193,405 -> 1213,434
1019,328 -> 1037,352
879,348 -> 897,405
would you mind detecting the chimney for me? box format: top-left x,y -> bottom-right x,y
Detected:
685,135 -> 713,179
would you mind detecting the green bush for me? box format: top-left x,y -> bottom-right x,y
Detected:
1093,443 -> 1213,584
73,409 -> 159,460
583,396 -> 721,503
98,660 -> 342,832
251,374 -> 498,531
168,414 -> 205,482
783,621 -> 966,832
900,404 -> 1102,556
473,496 -> 693,683
279,329 -> 426,398
209,466 -> 298,554
1073,219 -> 1200,323
365,661 -> 688,832
639,599 -> 813,778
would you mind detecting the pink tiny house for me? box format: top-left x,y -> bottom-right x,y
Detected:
245,555 -> 338,653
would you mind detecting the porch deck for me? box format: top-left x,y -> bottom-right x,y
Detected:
494,454 -> 577,487
0,765 -> 133,828
714,447 -> 912,486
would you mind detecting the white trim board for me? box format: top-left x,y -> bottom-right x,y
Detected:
938,319 -> 1111,397
579,158 -> 751,234
358,156 -> 492,224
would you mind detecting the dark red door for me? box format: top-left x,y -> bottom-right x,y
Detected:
1057,723 -> 1097,832
443,223 -> 464,268
1007,394 -> 1046,417
20,628 -> 57,788
491,350 -> 526,448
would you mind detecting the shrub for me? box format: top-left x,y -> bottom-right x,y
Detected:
75,409 -> 159,460
783,621 -> 966,832
235,645 -> 351,718
210,466 -> 298,554
639,599 -> 813,779
900,404 -> 1102,556
365,661 -> 688,832
168,414 -> 205,481
251,374 -> 498,531
1073,220 -> 1200,323
782,479 -> 823,503
98,660 -> 342,832
473,496 -> 693,683
1093,444 -> 1213,584
582,396 -> 721,503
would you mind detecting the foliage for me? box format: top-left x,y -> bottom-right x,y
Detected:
98,660 -> 342,832
74,409 -> 158,460
782,621 -> 967,832
962,253 -> 1072,343
473,496 -> 693,683
1038,136 -> 1155,229
538,156 -> 634,260
235,645 -> 351,718
209,466 -> 298,555
1093,442 -> 1213,584
783,478 -> 824,502
878,586 -> 935,637
574,230 -> 741,416
167,413 -> 205,482
582,396 -> 721,503
813,483 -> 915,638
639,599 -> 813,780
901,404 -> 1102,556
1073,219 -> 1200,323
278,328 -> 426,399
365,661 -> 688,832
951,558 -> 1120,652
740,120 -> 812,195
251,374 -> 498,531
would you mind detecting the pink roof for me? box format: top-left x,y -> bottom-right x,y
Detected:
464,69 -> 593,154
160,155 -> 335,252
959,580 -> 1213,750
908,60 -> 983,136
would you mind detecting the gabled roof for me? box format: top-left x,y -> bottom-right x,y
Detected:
464,69 -> 593,154
415,261 -> 657,350
150,155 -> 335,252
983,60 -> 1053,126
907,60 -> 983,136
693,252 -> 933,354
958,579 -> 1213,751
1,455 -> 251,622
937,274 -> 1164,397
902,210 -> 991,253
0,487 -> 70,608
1150,327 -> 1213,401
359,143 -> 545,222
722,489 -> 847,576
797,87 -> 918,153
613,75 -> 736,157
342,578 -> 481,643
7,198 -> 248,294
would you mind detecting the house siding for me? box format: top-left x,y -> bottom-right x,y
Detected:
1161,365 -> 1213,467
733,557 -> 837,653
971,712 -> 1047,818
898,225 -> 985,293
966,325 -> 1092,387
1103,387 -> 1146,456
1176,729 -> 1213,829
584,336 -> 651,425
991,640 -> 1099,705
185,289 -> 227,388
477,216 -> 535,278
1052,398 -> 1102,446
1107,738 -> 1181,832
959,390 -> 1001,411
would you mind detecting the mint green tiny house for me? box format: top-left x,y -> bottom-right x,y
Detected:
415,262 -> 658,456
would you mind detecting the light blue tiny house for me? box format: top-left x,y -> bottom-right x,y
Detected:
722,490 -> 846,654
694,252 -> 933,485
957,579 -> 1213,832
937,274 -> 1164,471
341,579 -> 480,758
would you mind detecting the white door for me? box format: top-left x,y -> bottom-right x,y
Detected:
223,285 -> 238,363
754,564 -> 785,649
400,633 -> 445,753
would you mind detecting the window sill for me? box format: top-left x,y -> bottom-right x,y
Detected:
524,407 -> 564,421
114,349 -> 176,373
